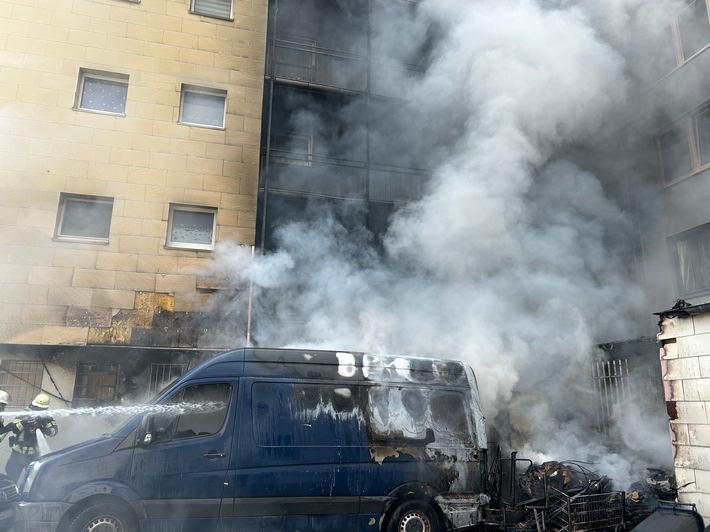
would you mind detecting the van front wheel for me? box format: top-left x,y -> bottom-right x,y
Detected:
68,502 -> 138,532
385,499 -> 442,532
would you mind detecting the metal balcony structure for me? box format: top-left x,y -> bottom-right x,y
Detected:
258,0 -> 432,250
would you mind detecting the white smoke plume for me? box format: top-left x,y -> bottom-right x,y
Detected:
204,0 -> 685,488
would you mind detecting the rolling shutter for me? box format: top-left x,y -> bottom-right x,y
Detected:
193,0 -> 231,19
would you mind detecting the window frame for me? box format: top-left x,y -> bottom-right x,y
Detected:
178,84 -> 227,129
669,223 -> 710,297
165,204 -> 218,251
150,382 -> 232,443
189,0 -> 233,21
660,0 -> 710,77
74,69 -> 129,116
54,193 -> 114,244
675,0 -> 710,63
270,131 -> 314,167
73,362 -> 120,408
655,102 -> 710,187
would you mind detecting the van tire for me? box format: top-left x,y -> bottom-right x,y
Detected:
68,502 -> 138,532
385,499 -> 442,532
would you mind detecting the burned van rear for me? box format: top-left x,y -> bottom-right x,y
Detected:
358,354 -> 489,531
15,348 -> 488,532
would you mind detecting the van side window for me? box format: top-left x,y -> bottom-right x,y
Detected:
253,383 -> 360,447
152,382 -> 231,442
366,386 -> 473,446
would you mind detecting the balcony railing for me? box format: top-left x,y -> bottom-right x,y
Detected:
267,39 -> 425,96
369,164 -> 427,202
268,39 -> 368,92
261,151 -> 428,202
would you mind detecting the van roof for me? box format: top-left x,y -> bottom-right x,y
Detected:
187,347 -> 472,387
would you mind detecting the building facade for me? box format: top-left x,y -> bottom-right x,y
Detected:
0,0 -> 267,424
646,0 -> 710,316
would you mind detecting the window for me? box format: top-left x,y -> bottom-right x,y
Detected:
190,0 -> 232,19
274,35 -> 317,82
270,132 -> 313,166
658,121 -> 693,184
166,204 -> 217,251
0,360 -> 43,408
695,106 -> 710,166
55,193 -> 114,243
150,383 -> 231,443
662,0 -> 710,75
75,69 -> 129,115
365,385 -> 472,445
655,102 -> 710,185
672,224 -> 710,295
73,363 -> 120,407
677,0 -> 710,61
179,85 -> 227,128
589,358 -> 629,434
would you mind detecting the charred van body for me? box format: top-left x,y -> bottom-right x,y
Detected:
14,348 -> 489,532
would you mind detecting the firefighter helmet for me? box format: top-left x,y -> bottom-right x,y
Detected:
0,391 -> 10,406
31,393 -> 50,409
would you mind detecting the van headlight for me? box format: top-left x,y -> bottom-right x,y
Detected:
20,461 -> 41,494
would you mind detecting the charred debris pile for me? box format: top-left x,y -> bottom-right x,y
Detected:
485,451 -> 677,531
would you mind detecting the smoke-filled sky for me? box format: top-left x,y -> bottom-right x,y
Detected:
203,0 -> 686,488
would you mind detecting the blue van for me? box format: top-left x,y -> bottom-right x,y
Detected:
15,348 -> 489,532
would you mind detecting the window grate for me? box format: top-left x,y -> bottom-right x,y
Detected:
149,363 -> 189,394
73,363 -> 120,407
0,360 -> 43,409
590,358 -> 629,434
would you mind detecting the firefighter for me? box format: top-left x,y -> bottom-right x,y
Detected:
0,390 -> 11,440
0,391 -> 10,413
0,393 -> 58,482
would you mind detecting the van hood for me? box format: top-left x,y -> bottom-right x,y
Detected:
26,434 -> 134,501
37,434 -> 123,467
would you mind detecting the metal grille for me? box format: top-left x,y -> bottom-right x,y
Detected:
149,363 -> 189,394
73,363 -> 120,407
0,360 -> 43,408
590,358 -> 629,433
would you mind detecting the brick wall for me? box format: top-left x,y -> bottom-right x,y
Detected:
658,312 -> 710,521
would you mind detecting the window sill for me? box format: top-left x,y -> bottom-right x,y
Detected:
177,121 -> 225,130
663,162 -> 710,188
165,243 -> 215,252
53,236 -> 110,245
73,107 -> 126,118
188,10 -> 234,22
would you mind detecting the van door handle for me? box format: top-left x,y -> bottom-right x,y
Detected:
203,451 -> 226,459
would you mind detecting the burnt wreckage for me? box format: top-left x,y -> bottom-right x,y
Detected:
481,454 -> 707,532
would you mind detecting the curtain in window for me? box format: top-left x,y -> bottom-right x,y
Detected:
677,232 -> 710,293
81,78 -> 127,114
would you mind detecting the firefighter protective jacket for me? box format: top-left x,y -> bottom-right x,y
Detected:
1,409 -> 58,455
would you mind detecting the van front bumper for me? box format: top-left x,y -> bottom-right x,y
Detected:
16,500 -> 70,532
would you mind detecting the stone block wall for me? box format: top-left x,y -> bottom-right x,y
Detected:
658,312 -> 710,521
0,0 -> 267,347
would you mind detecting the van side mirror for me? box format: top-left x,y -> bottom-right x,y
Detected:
137,415 -> 154,446
137,411 -> 176,446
